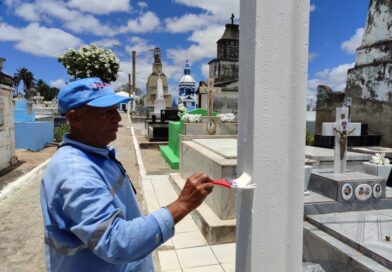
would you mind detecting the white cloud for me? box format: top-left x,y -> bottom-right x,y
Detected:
125,37 -> 155,54
120,12 -> 160,33
307,62 -> 355,97
15,4 -> 41,21
68,0 -> 131,15
310,4 -> 316,12
341,28 -> 364,54
201,64 -> 209,79
173,0 -> 239,21
137,2 -> 148,9
165,13 -> 215,33
93,38 -> 120,48
10,0 -> 117,36
50,79 -> 66,89
167,24 -> 225,65
64,15 -> 116,36
0,23 -> 82,57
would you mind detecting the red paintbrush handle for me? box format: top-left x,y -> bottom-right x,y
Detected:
212,179 -> 232,189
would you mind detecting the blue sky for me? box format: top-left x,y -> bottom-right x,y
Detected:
0,0 -> 369,101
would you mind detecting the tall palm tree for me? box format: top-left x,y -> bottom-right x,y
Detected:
13,67 -> 36,94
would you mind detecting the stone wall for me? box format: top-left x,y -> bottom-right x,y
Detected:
316,86 -> 392,147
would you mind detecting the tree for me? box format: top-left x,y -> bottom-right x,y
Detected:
35,79 -> 60,101
58,44 -> 120,83
13,67 -> 36,93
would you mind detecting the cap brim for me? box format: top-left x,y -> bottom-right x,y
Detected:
87,94 -> 131,108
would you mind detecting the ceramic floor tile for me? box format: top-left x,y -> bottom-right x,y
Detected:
156,192 -> 178,206
157,250 -> 181,271
172,231 -> 207,249
221,263 -> 235,272
143,191 -> 160,212
176,246 -> 219,268
182,264 -> 224,272
159,238 -> 174,250
152,179 -> 173,191
175,217 -> 199,233
210,244 -> 235,264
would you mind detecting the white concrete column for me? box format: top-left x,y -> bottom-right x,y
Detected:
236,0 -> 310,271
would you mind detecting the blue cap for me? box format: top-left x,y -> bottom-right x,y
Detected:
58,77 -> 131,115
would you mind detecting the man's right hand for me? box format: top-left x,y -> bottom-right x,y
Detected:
167,172 -> 213,224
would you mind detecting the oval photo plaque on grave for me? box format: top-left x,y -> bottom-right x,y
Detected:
355,184 -> 372,201
342,183 -> 353,201
373,183 -> 382,199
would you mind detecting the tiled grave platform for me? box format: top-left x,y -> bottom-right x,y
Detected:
305,170 -> 392,216
181,139 -> 237,221
307,211 -> 392,270
305,146 -> 371,172
141,175 -> 236,271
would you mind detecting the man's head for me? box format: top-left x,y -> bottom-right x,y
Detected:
58,77 -> 130,147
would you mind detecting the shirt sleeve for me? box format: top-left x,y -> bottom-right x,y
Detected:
58,160 -> 175,264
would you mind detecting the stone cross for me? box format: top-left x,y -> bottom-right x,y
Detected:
199,78 -> 222,116
333,107 -> 356,173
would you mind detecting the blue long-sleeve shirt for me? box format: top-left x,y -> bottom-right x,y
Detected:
40,135 -> 175,271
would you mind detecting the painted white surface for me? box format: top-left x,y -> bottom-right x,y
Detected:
0,84 -> 15,171
236,0 -> 309,271
363,162 -> 392,179
322,122 -> 361,136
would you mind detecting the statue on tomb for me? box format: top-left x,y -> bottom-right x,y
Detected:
153,47 -> 161,64
333,114 -> 356,160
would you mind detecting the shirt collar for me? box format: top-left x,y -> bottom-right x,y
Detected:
62,134 -> 116,159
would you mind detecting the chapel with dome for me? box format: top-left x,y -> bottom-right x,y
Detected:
178,60 -> 197,110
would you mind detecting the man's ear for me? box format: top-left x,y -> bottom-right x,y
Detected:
65,110 -> 83,129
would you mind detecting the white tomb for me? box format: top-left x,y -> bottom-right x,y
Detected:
0,87 -> 16,171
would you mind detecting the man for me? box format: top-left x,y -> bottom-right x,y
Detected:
40,77 -> 213,271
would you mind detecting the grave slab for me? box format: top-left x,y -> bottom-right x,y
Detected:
305,146 -> 371,172
306,210 -> 392,270
181,139 -> 237,220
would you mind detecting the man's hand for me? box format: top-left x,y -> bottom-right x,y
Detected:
167,172 -> 213,224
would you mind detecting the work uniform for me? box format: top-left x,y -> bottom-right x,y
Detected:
40,135 -> 174,271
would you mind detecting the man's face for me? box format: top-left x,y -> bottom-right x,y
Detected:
71,105 -> 122,147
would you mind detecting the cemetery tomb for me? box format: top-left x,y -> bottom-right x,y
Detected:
305,146 -> 371,172
0,66 -> 17,171
304,158 -> 392,271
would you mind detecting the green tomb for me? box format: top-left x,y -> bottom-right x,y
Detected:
159,108 -> 217,169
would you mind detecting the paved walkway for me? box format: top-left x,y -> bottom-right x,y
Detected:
0,113 -> 235,271
131,117 -> 235,272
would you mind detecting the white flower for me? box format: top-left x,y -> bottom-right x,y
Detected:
181,113 -> 202,123
218,113 -> 236,123
370,153 -> 390,165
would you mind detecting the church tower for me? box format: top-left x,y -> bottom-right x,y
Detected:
202,15 -> 239,113
178,60 -> 197,110
144,47 -> 173,111
209,17 -> 239,86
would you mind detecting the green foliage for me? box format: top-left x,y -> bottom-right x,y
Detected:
35,79 -> 60,101
58,44 -> 120,83
306,129 -> 314,146
54,124 -> 70,142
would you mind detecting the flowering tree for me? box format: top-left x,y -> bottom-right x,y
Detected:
58,44 -> 120,83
